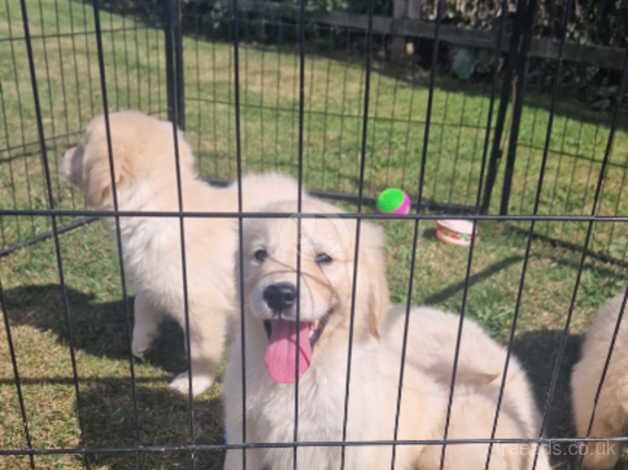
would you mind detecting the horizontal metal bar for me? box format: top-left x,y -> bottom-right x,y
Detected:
1,436 -> 627,457
0,376 -> 170,385
0,110 -> 165,162
507,222 -> 627,268
0,217 -> 98,258
517,141 -> 628,170
0,25 -> 161,43
203,177 -> 476,214
187,96 -> 493,132
0,208 -> 626,222
0,130 -> 83,161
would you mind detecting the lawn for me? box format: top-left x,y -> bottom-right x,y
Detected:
0,1 -> 627,469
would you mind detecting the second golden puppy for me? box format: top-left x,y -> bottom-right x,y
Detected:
61,111 -> 300,395
223,198 -> 549,469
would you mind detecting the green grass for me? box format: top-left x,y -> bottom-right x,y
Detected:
0,1 -> 627,469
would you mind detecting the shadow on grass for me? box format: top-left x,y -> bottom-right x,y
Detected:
79,384 -> 225,470
513,329 -> 583,468
2,283 -> 186,374
2,283 -> 226,469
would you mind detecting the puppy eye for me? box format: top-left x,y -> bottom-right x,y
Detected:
315,253 -> 333,264
253,248 -> 268,262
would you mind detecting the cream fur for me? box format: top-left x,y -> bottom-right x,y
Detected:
384,306 -> 551,469
61,110 -> 301,396
571,287 -> 627,469
223,198 -> 551,470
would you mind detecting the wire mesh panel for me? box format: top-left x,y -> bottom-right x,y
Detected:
0,0 -> 626,469
0,0 -> 168,254
181,3 -> 499,210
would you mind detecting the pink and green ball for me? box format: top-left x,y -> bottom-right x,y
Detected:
376,188 -> 411,215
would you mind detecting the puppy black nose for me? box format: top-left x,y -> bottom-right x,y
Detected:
263,282 -> 297,312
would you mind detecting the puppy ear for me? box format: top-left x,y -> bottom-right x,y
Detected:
83,137 -> 132,208
61,145 -> 82,186
359,222 -> 390,338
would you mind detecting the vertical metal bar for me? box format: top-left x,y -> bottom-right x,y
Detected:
0,85 -> 21,243
133,14 -> 142,109
561,119 -> 585,215
80,1 -> 96,115
164,1 -> 197,468
121,8 -> 131,108
194,15 -> 201,165
146,24 -> 153,114
485,1 -> 572,468
447,95 -> 468,203
431,91 -> 451,200
531,50 -> 628,470
258,39 -> 266,171
518,107 -> 540,213
605,152 -> 627,247
289,31 -> 298,172
165,0 -> 185,129
480,0 -> 526,214
211,39 -> 219,178
4,0 -> 36,237
51,0 -> 72,207
390,1 -> 445,468
303,44 -> 315,183
67,0 -> 83,130
546,116 -> 571,219
383,75 -> 400,189
231,0 -> 247,468
109,7 -> 121,110
91,2 -> 143,468
0,279 -> 35,469
319,52 -> 332,189
242,38 -> 249,169
36,0 -> 62,202
53,0 -> 77,209
274,22 -> 283,172
399,74 -> 419,192
18,1 -> 90,467
227,36 -> 235,178
156,25 -> 163,117
339,0 -> 374,467
293,0 -> 306,467
499,0 -> 538,215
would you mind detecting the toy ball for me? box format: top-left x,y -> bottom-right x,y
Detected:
376,188 -> 411,215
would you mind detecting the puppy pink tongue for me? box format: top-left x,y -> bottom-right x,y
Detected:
264,319 -> 312,384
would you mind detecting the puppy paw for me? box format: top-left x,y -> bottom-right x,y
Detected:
131,335 -> 151,359
169,371 -> 214,397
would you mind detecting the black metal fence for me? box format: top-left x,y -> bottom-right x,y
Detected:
0,0 -> 626,468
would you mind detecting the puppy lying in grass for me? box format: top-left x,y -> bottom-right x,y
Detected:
223,197 -> 550,469
571,287 -> 627,469
61,110 -> 300,396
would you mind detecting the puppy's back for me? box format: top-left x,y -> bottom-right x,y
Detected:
382,305 -> 541,436
571,287 -> 627,468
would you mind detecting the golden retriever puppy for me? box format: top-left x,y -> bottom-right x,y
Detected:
571,287 -> 627,469
384,306 -> 551,469
223,198 -> 549,470
61,110 -> 301,396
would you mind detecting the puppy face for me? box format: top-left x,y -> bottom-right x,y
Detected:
240,199 -> 389,384
61,111 -> 195,209
61,122 -> 122,209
